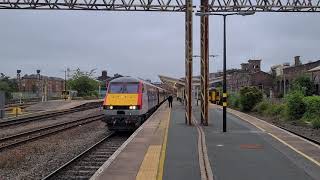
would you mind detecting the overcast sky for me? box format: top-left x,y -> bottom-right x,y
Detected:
0,8 -> 319,82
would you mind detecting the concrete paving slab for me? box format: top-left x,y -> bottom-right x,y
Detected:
163,101 -> 201,180
193,107 -> 320,180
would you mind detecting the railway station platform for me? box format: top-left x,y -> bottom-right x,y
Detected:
2,99 -> 103,121
24,99 -> 103,112
91,100 -> 320,180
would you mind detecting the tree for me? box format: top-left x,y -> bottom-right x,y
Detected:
0,81 -> 12,99
292,75 -> 314,96
68,69 -> 99,97
0,74 -> 18,100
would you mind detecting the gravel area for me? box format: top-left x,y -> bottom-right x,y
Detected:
0,108 -> 101,138
0,120 -> 109,180
248,112 -> 320,143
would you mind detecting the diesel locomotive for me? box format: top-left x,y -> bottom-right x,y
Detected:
102,76 -> 167,131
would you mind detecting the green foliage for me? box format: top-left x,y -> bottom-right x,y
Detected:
253,100 -> 286,117
302,96 -> 320,120
68,69 -> 99,97
285,91 -> 306,120
311,117 -> 320,129
239,86 -> 263,112
228,93 -> 240,109
253,100 -> 270,115
0,81 -> 12,99
0,74 -> 18,100
292,75 -> 315,96
301,96 -> 320,129
266,103 -> 286,117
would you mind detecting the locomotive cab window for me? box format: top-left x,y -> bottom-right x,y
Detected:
109,83 -> 123,93
108,83 -> 139,93
125,83 -> 139,93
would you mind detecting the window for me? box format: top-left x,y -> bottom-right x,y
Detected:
109,83 -> 123,93
125,84 -> 139,93
108,83 -> 139,93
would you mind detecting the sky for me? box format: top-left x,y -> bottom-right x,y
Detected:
0,8 -> 320,82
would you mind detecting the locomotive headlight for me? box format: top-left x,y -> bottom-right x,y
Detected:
103,105 -> 113,110
129,106 -> 137,110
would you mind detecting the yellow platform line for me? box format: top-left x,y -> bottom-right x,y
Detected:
157,110 -> 171,180
136,145 -> 162,180
136,109 -> 171,180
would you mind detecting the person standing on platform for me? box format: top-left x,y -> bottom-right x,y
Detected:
168,95 -> 173,108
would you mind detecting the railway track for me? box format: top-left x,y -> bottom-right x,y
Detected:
42,132 -> 129,180
275,124 -> 320,146
0,103 -> 102,128
4,102 -> 37,109
0,114 -> 104,152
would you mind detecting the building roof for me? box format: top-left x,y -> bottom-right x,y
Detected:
22,74 -> 64,81
308,66 -> 320,72
248,59 -> 262,62
284,59 -> 320,70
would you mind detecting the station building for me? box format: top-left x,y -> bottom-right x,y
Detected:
19,74 -> 65,97
272,56 -> 320,97
226,59 -> 273,96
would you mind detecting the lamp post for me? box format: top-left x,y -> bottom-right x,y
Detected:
195,11 -> 255,132
36,70 -> 41,99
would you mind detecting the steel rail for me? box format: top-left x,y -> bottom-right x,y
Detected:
4,102 -> 36,109
0,114 -> 104,152
42,133 -> 129,180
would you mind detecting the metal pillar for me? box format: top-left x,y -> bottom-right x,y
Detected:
0,91 -> 5,119
17,70 -> 21,92
200,0 -> 209,126
222,15 -> 227,132
185,0 -> 193,125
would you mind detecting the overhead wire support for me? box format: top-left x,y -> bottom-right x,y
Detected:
0,0 -> 187,11
208,0 -> 320,12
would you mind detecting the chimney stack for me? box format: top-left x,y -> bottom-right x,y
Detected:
102,70 -> 107,78
241,63 -> 249,71
294,56 -> 301,66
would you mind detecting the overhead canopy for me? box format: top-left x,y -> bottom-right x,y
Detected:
159,74 -> 223,88
158,75 -> 185,89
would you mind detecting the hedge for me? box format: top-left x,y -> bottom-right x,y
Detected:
302,96 -> 320,120
285,91 -> 306,120
239,87 -> 263,112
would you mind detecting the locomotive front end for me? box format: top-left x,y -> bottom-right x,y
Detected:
102,78 -> 143,131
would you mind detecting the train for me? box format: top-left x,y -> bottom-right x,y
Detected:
102,76 -> 168,131
208,88 -> 221,105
